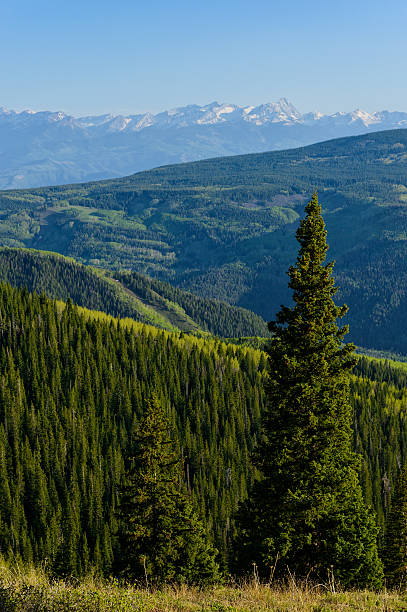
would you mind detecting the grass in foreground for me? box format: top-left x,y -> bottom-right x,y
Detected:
0,564 -> 406,611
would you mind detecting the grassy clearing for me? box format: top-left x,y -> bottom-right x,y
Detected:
0,564 -> 406,611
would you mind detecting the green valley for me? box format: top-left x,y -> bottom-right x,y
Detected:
1,129 -> 407,350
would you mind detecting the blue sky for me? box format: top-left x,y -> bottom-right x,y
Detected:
1,0 -> 406,116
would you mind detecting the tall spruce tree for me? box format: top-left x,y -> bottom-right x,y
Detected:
233,191 -> 383,588
115,393 -> 220,586
382,465 -> 407,588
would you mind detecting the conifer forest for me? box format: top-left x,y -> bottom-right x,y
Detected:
0,187 -> 406,598
0,184 -> 407,609
4,0 -> 407,605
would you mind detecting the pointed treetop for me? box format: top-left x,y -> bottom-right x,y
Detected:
296,189 -> 328,266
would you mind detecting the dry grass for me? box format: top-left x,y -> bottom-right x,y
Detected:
0,561 -> 406,611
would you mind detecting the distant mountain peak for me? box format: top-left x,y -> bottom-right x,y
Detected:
1,99 -> 406,132
1,99 -> 407,190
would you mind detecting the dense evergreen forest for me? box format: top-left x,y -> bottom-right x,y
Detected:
1,129 -> 407,351
0,248 -> 268,338
0,282 -> 267,573
115,269 -> 268,338
0,280 -> 405,575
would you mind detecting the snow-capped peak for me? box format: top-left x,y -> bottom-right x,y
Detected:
349,109 -> 379,125
1,99 -> 407,135
1,98 -> 407,190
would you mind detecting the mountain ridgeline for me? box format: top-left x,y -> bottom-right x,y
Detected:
2,99 -> 407,190
0,248 -> 268,338
0,281 -> 405,575
2,129 -> 407,351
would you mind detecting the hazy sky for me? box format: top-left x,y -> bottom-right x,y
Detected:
1,0 -> 406,116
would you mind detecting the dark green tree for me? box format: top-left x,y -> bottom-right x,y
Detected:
234,191 -> 383,588
115,393 -> 220,586
382,465 -> 407,588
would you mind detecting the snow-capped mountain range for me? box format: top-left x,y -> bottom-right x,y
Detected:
1,98 -> 407,189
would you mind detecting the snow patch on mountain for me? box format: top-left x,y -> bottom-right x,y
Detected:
1,98 -> 407,190
2,99 -> 407,133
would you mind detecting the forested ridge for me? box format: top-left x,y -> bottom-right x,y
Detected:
0,248 -> 268,338
0,280 -> 405,576
115,269 -> 268,338
2,129 -> 407,350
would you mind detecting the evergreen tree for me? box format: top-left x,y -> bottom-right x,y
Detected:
0,276 -> 403,578
382,465 -> 407,588
233,191 -> 383,588
115,393 -> 220,586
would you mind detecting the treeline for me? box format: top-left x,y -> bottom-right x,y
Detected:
0,281 -> 406,575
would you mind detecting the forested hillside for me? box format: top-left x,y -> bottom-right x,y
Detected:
0,282 -> 267,573
0,248 -> 268,337
115,269 -> 268,338
353,356 -> 407,528
0,281 -> 405,575
2,129 -> 407,350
